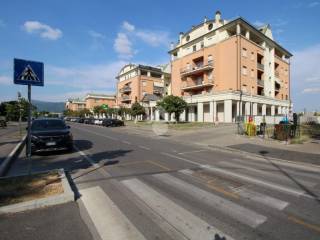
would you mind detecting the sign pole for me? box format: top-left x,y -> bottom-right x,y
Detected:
27,84 -> 32,174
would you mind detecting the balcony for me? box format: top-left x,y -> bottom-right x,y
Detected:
180,61 -> 214,77
120,86 -> 132,93
153,86 -> 164,94
121,95 -> 131,102
181,80 -> 214,91
257,79 -> 264,87
257,63 -> 264,71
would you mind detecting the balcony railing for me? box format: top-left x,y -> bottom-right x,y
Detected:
153,86 -> 164,94
120,86 -> 132,93
180,61 -> 214,76
257,63 -> 264,71
257,79 -> 264,87
181,80 -> 214,91
121,95 -> 131,102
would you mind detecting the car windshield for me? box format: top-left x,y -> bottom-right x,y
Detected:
31,120 -> 67,131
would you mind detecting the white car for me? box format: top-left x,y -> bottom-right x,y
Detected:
94,119 -> 103,125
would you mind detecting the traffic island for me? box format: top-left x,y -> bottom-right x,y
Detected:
0,169 -> 74,214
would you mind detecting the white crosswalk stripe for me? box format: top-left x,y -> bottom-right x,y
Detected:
122,178 -> 235,240
80,186 -> 146,240
153,173 -> 267,228
180,169 -> 290,211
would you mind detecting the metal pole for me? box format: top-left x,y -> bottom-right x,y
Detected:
18,92 -> 22,138
27,84 -> 32,174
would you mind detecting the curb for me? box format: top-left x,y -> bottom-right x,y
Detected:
0,169 -> 74,214
0,134 -> 27,177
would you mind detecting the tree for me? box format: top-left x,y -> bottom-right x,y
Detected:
5,98 -> 37,121
117,107 -> 130,120
79,109 -> 92,118
93,106 -> 103,117
131,102 -> 145,123
157,95 -> 187,123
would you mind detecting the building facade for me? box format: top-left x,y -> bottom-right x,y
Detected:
116,64 -> 171,119
65,93 -> 116,112
85,93 -> 116,111
65,98 -> 86,111
169,11 -> 292,123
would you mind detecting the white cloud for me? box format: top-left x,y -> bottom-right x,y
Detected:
113,33 -> 134,59
253,20 -> 265,27
122,21 -> 135,32
22,21 -> 62,40
88,30 -> 105,39
308,1 -> 319,7
0,75 -> 11,85
302,88 -> 320,93
136,30 -> 171,47
46,61 -> 126,90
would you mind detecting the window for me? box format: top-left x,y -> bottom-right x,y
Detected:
242,48 -> 247,57
242,66 -> 247,75
201,41 -> 204,48
193,45 -> 197,52
208,23 -> 213,30
186,35 -> 190,41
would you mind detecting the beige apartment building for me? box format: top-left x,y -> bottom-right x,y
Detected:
169,11 -> 292,123
65,93 -> 116,112
116,64 -> 171,119
65,98 -> 86,111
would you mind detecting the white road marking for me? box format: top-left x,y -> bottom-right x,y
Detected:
161,152 -> 201,166
122,178 -> 234,240
80,186 -> 146,240
179,169 -> 289,210
138,145 -> 150,150
237,189 -> 289,210
153,173 -> 267,228
219,161 -> 317,187
201,164 -> 311,198
178,149 -> 208,155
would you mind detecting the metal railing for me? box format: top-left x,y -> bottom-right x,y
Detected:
153,86 -> 164,94
120,86 -> 132,93
181,79 -> 214,90
180,61 -> 214,75
257,63 -> 264,71
121,95 -> 131,101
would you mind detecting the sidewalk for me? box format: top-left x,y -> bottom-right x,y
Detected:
0,202 -> 92,240
0,123 -> 25,166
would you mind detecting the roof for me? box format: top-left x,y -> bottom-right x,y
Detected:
141,94 -> 161,102
85,93 -> 115,99
169,17 -> 292,57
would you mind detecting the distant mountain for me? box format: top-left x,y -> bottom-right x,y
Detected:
32,100 -> 65,113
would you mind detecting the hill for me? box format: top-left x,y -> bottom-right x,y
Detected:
32,100 -> 65,113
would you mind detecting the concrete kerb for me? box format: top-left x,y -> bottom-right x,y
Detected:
0,134 -> 27,177
0,169 -> 74,214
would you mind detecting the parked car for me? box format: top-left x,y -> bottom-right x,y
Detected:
102,118 -> 124,127
78,118 -> 85,123
29,118 -> 73,153
94,118 -> 103,125
84,118 -> 95,124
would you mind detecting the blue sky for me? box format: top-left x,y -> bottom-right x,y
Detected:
0,0 -> 320,111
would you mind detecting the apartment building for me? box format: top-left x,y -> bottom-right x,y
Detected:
169,11 -> 292,123
65,98 -> 86,111
116,64 -> 171,119
85,93 -> 116,111
65,93 -> 116,112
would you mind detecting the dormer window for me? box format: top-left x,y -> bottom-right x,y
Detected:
208,23 -> 213,30
186,35 -> 190,41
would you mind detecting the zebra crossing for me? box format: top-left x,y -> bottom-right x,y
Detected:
78,161 -> 320,240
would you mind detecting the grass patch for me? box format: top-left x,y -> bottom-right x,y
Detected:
0,171 -> 63,207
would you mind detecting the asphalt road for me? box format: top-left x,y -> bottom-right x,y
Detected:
7,122 -> 320,240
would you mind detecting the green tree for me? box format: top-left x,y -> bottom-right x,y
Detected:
5,98 -> 36,121
131,102 -> 145,123
79,109 -> 92,118
93,106 -> 103,116
117,107 -> 130,120
157,95 -> 187,123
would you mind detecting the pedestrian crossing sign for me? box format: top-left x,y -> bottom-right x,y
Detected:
14,58 -> 44,86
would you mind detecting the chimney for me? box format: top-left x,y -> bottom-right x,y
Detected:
204,16 -> 208,23
215,10 -> 221,22
179,32 -> 184,43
